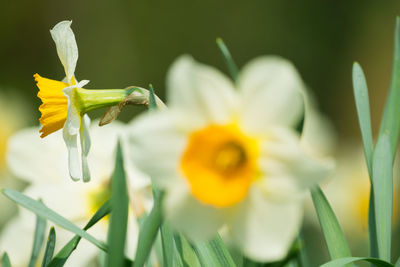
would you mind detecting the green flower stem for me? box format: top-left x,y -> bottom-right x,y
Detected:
75,87 -> 134,114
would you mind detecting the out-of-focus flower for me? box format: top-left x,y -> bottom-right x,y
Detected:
308,144 -> 399,252
0,121 -> 151,267
35,21 -> 132,182
127,55 -> 333,262
0,90 -> 30,227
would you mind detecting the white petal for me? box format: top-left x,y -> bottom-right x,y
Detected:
300,89 -> 337,158
167,55 -> 237,127
6,127 -> 69,183
163,182 -> 229,242
238,56 -> 305,134
63,127 -> 81,181
229,186 -> 303,262
258,127 -> 333,194
50,21 -> 79,82
0,218 -> 32,266
80,115 -> 91,182
126,111 -> 186,188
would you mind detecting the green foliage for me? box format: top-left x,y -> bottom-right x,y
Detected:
29,208 -> 47,267
192,235 -> 236,267
1,252 -> 11,267
48,200 -> 111,267
320,257 -> 394,267
106,141 -> 130,267
310,186 -> 352,262
133,189 -> 164,267
1,188 -> 107,252
372,134 -> 393,262
216,38 -> 239,83
41,227 -> 56,267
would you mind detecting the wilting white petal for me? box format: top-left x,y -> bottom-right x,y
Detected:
238,56 -> 304,134
50,20 -> 78,82
167,55 -> 237,127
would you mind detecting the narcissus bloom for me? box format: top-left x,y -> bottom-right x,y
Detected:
1,121 -> 152,267
35,21 -> 132,181
127,55 -> 332,262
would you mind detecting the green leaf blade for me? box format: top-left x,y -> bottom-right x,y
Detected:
48,200 -> 111,267
133,190 -> 163,267
1,188 -> 107,252
310,186 -> 352,262
378,17 -> 400,156
216,38 -> 239,83
1,252 -> 11,267
106,141 -> 130,267
320,257 -> 393,267
29,209 -> 47,267
372,133 -> 393,262
192,234 -> 236,267
42,227 -> 56,267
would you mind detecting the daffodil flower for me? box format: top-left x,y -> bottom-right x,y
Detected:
127,55 -> 333,262
34,21 -> 132,182
1,121 -> 152,267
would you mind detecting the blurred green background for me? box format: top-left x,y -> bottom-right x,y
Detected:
1,1 -> 400,266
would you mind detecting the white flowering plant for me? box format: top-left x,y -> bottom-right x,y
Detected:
1,17 -> 400,267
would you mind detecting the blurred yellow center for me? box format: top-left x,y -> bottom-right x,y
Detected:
87,183 -> 111,220
34,74 -> 69,138
181,124 -> 259,207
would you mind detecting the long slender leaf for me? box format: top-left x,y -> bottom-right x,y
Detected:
192,234 -> 236,267
352,62 -> 374,174
378,17 -> 400,157
310,186 -> 352,261
160,223 -> 175,267
29,208 -> 47,267
148,84 -> 157,110
106,141 -> 129,267
396,257 -> 400,267
48,200 -> 111,267
351,61 -> 379,258
1,252 -> 11,267
216,38 -> 239,83
42,227 -> 56,267
1,188 -> 107,252
133,190 -> 164,267
174,233 -> 201,267
320,257 -> 394,267
372,133 -> 393,262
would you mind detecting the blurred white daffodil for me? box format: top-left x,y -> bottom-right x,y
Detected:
34,21 -> 132,182
127,55 -> 333,262
308,144 -> 399,253
0,121 -> 151,267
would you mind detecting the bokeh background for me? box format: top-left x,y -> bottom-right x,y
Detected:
1,1 -> 400,266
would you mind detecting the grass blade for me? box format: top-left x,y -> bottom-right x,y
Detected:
192,234 -> 236,267
42,227 -> 56,267
372,133 -> 393,262
320,257 -> 393,267
311,186 -> 352,262
48,200 -> 111,267
106,141 -> 129,267
29,208 -> 47,267
378,17 -> 400,156
1,252 -> 11,267
160,223 -> 175,267
148,84 -> 157,110
133,189 -> 163,267
216,38 -> 239,83
351,61 -> 379,258
1,188 -> 107,252
352,62 -> 373,174
173,233 -> 201,267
